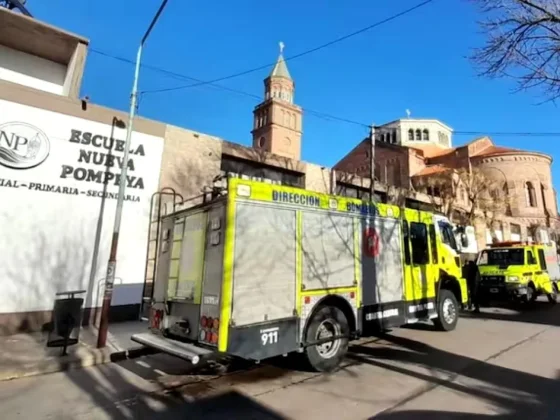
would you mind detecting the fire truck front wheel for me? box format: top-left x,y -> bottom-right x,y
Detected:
433,289 -> 459,332
304,306 -> 349,373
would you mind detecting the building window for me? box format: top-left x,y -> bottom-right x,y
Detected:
422,129 -> 429,141
392,130 -> 397,144
525,181 -> 537,207
258,137 -> 266,148
415,129 -> 422,140
460,186 -> 466,202
510,224 -> 521,241
408,129 -> 414,141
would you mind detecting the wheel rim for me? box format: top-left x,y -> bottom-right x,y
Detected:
315,318 -> 341,359
442,298 -> 456,324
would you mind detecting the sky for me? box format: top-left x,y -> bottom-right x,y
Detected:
29,0 -> 560,186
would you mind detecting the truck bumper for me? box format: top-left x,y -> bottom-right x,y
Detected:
131,333 -> 214,365
479,284 -> 528,300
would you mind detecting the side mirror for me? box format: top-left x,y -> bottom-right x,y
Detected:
461,233 -> 469,248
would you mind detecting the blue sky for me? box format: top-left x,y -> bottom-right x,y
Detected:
31,0 -> 560,183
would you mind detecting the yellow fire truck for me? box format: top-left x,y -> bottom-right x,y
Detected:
477,241 -> 560,305
132,178 -> 469,372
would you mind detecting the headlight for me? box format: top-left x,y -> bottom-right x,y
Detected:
507,276 -> 519,283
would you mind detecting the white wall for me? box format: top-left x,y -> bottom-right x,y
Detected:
0,100 -> 164,314
0,45 -> 66,95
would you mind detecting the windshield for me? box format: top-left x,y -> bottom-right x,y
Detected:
438,221 -> 458,251
478,248 -> 525,266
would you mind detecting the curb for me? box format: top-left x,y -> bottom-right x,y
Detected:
0,345 -> 157,382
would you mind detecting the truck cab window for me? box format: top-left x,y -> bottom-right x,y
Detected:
438,221 -> 458,251
527,250 -> 536,265
537,249 -> 547,271
429,224 -> 438,264
410,222 -> 429,265
478,248 -> 524,266
402,220 -> 411,265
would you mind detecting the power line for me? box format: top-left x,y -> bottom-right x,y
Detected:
140,0 -> 437,95
89,47 -> 560,138
89,47 -> 369,127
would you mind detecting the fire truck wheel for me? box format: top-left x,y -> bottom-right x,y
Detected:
547,283 -> 558,304
304,306 -> 349,373
433,289 -> 459,332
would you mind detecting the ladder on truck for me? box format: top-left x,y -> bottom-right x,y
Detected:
140,188 -> 183,320
139,184 -> 227,321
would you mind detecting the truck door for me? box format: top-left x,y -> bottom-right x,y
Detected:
403,220 -> 432,301
536,248 -> 551,291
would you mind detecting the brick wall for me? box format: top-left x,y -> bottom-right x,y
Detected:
334,140 -> 413,189
473,153 -> 557,219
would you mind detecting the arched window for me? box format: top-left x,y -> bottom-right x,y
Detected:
408,129 -> 414,141
415,129 -> 422,140
422,129 -> 429,141
525,182 -> 537,207
392,130 -> 397,144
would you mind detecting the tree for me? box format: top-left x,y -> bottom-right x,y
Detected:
458,167 -> 513,230
471,0 -> 560,101
413,167 -> 513,228
412,169 -> 460,218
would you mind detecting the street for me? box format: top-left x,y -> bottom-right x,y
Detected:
1,301 -> 559,419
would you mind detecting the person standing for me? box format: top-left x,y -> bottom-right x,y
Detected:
464,260 -> 480,312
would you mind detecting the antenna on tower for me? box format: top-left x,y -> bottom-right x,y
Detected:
405,109 -> 411,119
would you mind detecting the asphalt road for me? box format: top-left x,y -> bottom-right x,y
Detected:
1,300 -> 559,419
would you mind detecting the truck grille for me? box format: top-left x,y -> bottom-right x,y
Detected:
481,275 -> 505,287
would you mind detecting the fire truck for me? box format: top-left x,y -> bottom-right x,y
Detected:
477,241 -> 560,305
132,178 -> 469,372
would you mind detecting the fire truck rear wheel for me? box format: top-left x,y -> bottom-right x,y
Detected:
304,305 -> 349,373
433,289 -> 459,332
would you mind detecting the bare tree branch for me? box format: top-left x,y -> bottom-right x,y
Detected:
471,0 -> 560,101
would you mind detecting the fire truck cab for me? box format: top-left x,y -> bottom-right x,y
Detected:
477,241 -> 560,305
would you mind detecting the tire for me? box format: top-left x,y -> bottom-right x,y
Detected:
304,305 -> 349,373
433,289 -> 459,332
522,284 -> 538,305
547,283 -> 558,304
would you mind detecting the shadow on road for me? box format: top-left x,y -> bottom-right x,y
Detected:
348,333 -> 560,419
64,359 -> 288,419
152,389 -> 287,420
461,299 -> 560,328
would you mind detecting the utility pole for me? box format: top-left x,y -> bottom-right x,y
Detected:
97,0 -> 169,349
369,124 -> 376,202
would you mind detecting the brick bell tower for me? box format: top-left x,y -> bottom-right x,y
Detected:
251,42 -> 303,160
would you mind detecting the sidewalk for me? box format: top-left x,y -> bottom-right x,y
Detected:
0,321 -> 150,381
